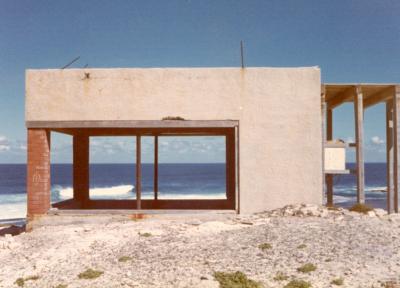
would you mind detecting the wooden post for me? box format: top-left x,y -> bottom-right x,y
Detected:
327,109 -> 333,140
354,86 -> 365,204
136,135 -> 142,210
326,107 -> 334,206
321,87 -> 327,203
73,134 -> 89,208
393,86 -> 400,213
386,99 -> 395,213
236,125 -> 240,213
154,135 -> 158,200
226,129 -> 236,208
321,85 -> 334,207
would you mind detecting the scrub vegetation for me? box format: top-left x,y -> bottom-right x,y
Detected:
213,271 -> 262,288
273,272 -> 289,281
258,243 -> 272,251
284,279 -> 312,288
297,263 -> 317,273
14,276 -> 39,287
118,256 -> 133,262
331,278 -> 344,286
78,269 -> 104,280
349,203 -> 373,214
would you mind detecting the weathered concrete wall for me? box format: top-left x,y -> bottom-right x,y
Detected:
26,67 -> 322,213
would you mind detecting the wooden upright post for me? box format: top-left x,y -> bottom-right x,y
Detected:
154,135 -> 158,200
393,86 -> 400,212
326,107 -> 334,206
386,99 -> 395,213
73,134 -> 89,207
226,129 -> 236,208
136,135 -> 142,210
321,85 -> 334,206
321,93 -> 327,204
354,86 -> 365,204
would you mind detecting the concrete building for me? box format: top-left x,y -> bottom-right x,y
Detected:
25,67 -> 324,219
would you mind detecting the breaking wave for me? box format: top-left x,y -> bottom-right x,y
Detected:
52,185 -> 226,200
54,185 -> 135,200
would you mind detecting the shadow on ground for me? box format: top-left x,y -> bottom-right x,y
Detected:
0,225 -> 25,236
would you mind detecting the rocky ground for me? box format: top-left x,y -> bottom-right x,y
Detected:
0,205 -> 400,288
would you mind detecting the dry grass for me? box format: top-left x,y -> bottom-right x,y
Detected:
258,243 -> 272,251
15,278 -> 24,287
118,256 -> 133,262
327,205 -> 341,211
14,276 -> 39,287
349,203 -> 373,214
273,272 -> 289,281
162,116 -> 185,120
213,271 -> 262,288
384,279 -> 400,288
331,278 -> 344,286
297,263 -> 317,273
78,269 -> 104,280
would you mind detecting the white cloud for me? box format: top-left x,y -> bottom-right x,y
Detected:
371,136 -> 385,145
0,134 -> 225,163
0,135 -> 10,152
90,137 -> 136,156
0,145 -> 10,151
15,140 -> 27,151
0,136 -> 30,154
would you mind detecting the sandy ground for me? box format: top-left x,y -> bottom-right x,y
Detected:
0,205 -> 399,288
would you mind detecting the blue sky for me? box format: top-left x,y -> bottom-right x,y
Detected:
0,0 -> 399,163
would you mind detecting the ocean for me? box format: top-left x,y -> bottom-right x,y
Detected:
0,163 -> 388,220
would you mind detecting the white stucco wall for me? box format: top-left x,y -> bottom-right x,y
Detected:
26,67 -> 322,213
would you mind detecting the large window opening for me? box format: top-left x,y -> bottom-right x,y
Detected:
50,124 -> 238,211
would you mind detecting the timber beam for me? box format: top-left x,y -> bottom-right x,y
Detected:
364,86 -> 395,109
327,87 -> 356,109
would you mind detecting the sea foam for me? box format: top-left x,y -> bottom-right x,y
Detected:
56,185 -> 226,200
58,185 -> 135,199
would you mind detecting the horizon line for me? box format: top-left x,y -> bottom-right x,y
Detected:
0,162 -> 389,165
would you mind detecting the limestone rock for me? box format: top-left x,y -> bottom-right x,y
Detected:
374,209 -> 387,217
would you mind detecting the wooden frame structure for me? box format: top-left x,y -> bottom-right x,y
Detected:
27,120 -> 239,212
322,84 -> 400,212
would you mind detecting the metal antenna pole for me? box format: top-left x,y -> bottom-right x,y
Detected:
61,56 -> 80,69
240,41 -> 244,68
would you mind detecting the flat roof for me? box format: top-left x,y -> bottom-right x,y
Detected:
26,120 -> 239,129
